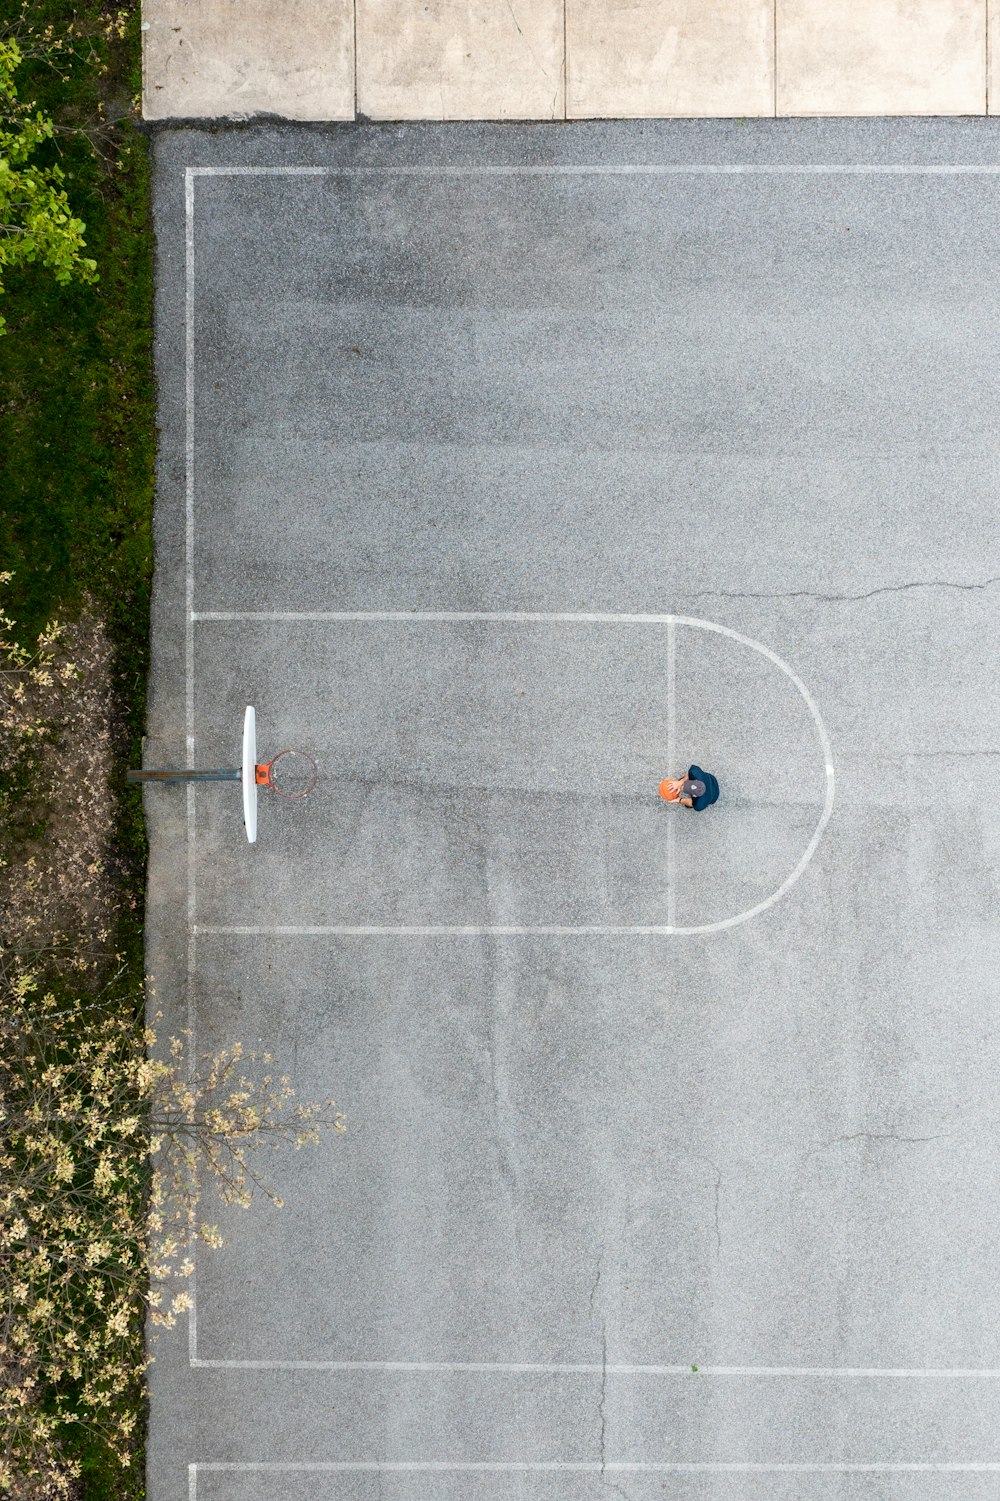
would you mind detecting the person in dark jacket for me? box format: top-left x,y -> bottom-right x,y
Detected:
658,764 -> 720,811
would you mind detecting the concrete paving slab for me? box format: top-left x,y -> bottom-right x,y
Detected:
356,0 -> 564,120
777,0 -> 986,115
139,1 -> 994,123
566,0 -> 774,118
142,0 -> 354,121
147,120 -> 1000,1501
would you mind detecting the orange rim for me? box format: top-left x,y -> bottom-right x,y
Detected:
254,750 -> 317,798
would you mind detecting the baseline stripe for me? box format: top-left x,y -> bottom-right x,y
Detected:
191,1461 -> 1000,1474
188,164 -> 1000,177
190,1358 -> 1000,1377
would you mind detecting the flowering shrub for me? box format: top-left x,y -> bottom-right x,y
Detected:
0,569 -> 75,788
0,964 -> 343,1494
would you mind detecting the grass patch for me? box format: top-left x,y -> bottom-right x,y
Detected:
0,0 -> 153,846
0,2 -> 154,1496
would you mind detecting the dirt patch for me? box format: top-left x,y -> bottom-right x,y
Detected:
0,602 -> 128,965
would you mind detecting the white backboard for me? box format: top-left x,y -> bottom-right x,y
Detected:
242,705 -> 257,844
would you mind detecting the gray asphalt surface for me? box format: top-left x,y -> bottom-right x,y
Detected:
146,119 -> 1000,1501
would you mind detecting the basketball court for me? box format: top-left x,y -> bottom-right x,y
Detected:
144,119 -> 1000,1500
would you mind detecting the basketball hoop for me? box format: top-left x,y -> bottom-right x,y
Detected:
255,749 -> 317,799
127,706 -> 316,843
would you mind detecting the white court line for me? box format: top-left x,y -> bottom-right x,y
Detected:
184,170 -> 196,767
195,925 -> 736,936
184,169 -> 198,960
190,612 -> 836,937
185,170 -> 197,958
665,618 -> 676,929
189,1358 -> 1000,1376
184,168 -> 200,1368
190,1461 -> 1000,1479
178,165 -> 849,1377
189,164 -> 1000,176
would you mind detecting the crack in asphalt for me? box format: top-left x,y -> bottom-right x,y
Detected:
596,1323 -> 630,1499
683,576 -> 1000,606
589,1247 -> 603,1323
904,750 -> 1000,759
803,1130 -> 949,1167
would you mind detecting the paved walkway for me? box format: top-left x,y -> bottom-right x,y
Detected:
142,0 -> 994,120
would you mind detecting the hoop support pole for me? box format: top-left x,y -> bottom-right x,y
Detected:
127,768 -> 242,783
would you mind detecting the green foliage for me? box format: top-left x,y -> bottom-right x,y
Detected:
0,5 -> 155,1496
0,1 -> 153,885
0,37 -> 98,335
